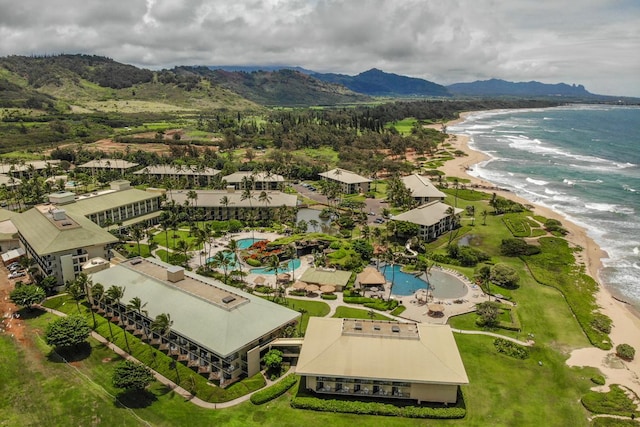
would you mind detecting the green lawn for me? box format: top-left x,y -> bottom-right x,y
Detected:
151,229 -> 202,251
125,243 -> 152,257
283,298 -> 331,334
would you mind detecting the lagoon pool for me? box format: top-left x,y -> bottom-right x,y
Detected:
237,238 -> 265,249
381,265 -> 468,299
250,258 -> 301,275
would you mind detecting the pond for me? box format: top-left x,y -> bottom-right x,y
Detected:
296,208 -> 334,234
380,264 -> 468,299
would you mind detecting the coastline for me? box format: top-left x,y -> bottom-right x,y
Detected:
438,112 -> 640,394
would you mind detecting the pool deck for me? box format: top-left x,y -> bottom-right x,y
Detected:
183,232 -> 486,325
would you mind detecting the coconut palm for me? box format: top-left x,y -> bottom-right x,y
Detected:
126,296 -> 148,341
285,244 -> 297,282
227,238 -> 243,284
65,280 -> 84,315
150,312 -> 179,382
211,251 -> 232,284
106,285 -> 130,353
130,224 -> 145,256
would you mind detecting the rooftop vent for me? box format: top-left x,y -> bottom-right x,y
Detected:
354,323 -> 362,331
374,325 -> 381,331
130,259 -> 142,265
167,265 -> 184,283
222,296 -> 236,304
52,208 -> 67,221
61,221 -> 73,226
391,325 -> 400,333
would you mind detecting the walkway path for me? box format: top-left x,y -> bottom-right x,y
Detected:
451,328 -> 534,346
40,304 -> 292,409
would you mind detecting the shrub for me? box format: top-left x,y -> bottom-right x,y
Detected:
246,258 -> 262,267
254,285 -> 273,294
390,305 -> 406,316
321,294 -> 337,300
591,313 -> 612,334
291,396 -> 466,419
500,238 -> 541,256
581,385 -> 640,417
494,338 -> 529,359
490,263 -> 520,289
591,375 -> 606,386
616,343 -> 636,361
250,374 -> 298,405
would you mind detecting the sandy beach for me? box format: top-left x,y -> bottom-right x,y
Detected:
439,114 -> 640,394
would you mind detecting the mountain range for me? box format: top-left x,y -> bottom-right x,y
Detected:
0,54 -> 633,110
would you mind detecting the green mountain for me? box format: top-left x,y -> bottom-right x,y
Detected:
312,68 -> 451,97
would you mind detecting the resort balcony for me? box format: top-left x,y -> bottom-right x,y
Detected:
317,385 -> 409,399
177,354 -> 190,363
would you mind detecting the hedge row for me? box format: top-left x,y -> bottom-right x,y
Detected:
291,396 -> 466,419
251,374 -> 298,405
321,294 -> 338,300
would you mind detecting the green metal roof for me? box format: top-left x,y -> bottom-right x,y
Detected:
65,189 -> 161,217
12,208 -> 118,255
299,267 -> 352,287
90,258 -> 300,357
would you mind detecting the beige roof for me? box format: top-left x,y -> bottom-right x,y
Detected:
0,174 -> 21,187
402,174 -> 446,199
222,171 -> 284,183
133,164 -> 220,176
0,160 -> 60,174
297,318 -> 468,385
90,258 -> 300,357
168,190 -> 297,208
319,168 -> 371,184
299,267 -> 352,287
391,201 -> 463,227
356,266 -> 386,286
78,159 -> 139,169
12,206 -> 118,255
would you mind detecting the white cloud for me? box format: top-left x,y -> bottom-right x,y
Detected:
0,0 -> 637,96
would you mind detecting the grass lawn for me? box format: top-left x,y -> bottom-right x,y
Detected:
124,243 -> 152,258
282,298 -> 331,334
151,229 -> 202,251
332,306 -> 392,321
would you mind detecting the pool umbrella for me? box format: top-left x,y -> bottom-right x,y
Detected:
320,285 -> 336,293
427,303 -> 444,314
306,284 -> 320,292
292,281 -> 307,290
254,276 -> 266,285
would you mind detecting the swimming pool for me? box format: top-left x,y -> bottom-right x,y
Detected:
236,238 -> 265,249
381,265 -> 468,299
250,258 -> 301,275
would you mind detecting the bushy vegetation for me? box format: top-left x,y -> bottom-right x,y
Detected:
500,238 -> 541,256
250,374 -> 298,405
490,263 -> 520,289
581,385 -> 640,417
616,344 -> 636,361
291,391 -> 466,419
493,338 -> 530,359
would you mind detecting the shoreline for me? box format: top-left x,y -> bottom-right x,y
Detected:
438,112 -> 640,395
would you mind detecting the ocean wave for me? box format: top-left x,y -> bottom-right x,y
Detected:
634,247 -> 639,256
623,185 -> 637,193
563,179 -> 575,186
526,177 -> 549,186
544,187 -> 561,195
584,203 -> 635,215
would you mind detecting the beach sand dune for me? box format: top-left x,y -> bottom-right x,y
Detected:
440,115 -> 640,395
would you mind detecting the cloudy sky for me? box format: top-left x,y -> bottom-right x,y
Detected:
1,0 -> 638,96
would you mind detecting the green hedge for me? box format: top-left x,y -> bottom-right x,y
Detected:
251,374 -> 298,405
246,258 -> 262,267
290,396 -> 466,419
321,294 -> 338,300
494,338 -> 529,359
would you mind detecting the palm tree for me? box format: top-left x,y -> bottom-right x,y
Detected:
285,244 -> 297,282
227,238 -> 243,283
482,209 -> 488,226
65,280 -> 84,315
309,219 -> 319,232
240,187 -> 255,239
175,239 -> 191,267
130,224 -> 145,256
75,273 -> 98,329
127,296 -> 148,341
266,255 -> 281,300
258,190 -> 272,224
211,251 -> 231,284
150,313 -> 178,382
106,285 -> 130,353
384,247 -> 396,300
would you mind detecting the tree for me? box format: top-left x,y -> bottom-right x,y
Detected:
112,360 -> 155,391
482,209 -> 488,226
475,301 -> 500,328
10,284 -> 45,310
500,238 -> 541,256
65,280 -> 84,314
490,263 -> 520,289
263,349 -> 283,373
285,244 -> 297,282
127,296 -> 148,341
106,285 -> 130,352
130,224 -> 145,256
211,250 -> 232,284
150,312 -> 178,382
45,315 -> 91,349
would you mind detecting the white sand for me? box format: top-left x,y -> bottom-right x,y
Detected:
439,115 -> 640,395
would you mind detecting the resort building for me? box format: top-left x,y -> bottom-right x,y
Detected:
401,174 -> 446,205
63,181 -> 163,229
0,208 -> 20,254
133,165 -> 221,187
89,257 -> 300,387
391,201 -> 463,241
296,318 -> 468,404
298,267 -> 352,292
222,171 -> 286,191
0,174 -> 21,189
77,159 -> 140,176
168,189 -> 297,222
0,160 -> 61,179
12,204 -> 118,284
318,168 -> 371,195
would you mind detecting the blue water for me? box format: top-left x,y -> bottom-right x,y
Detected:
381,265 -> 467,298
250,258 -> 302,275
236,238 -> 264,249
450,105 -> 640,307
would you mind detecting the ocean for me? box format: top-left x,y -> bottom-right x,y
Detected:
449,105 -> 640,308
